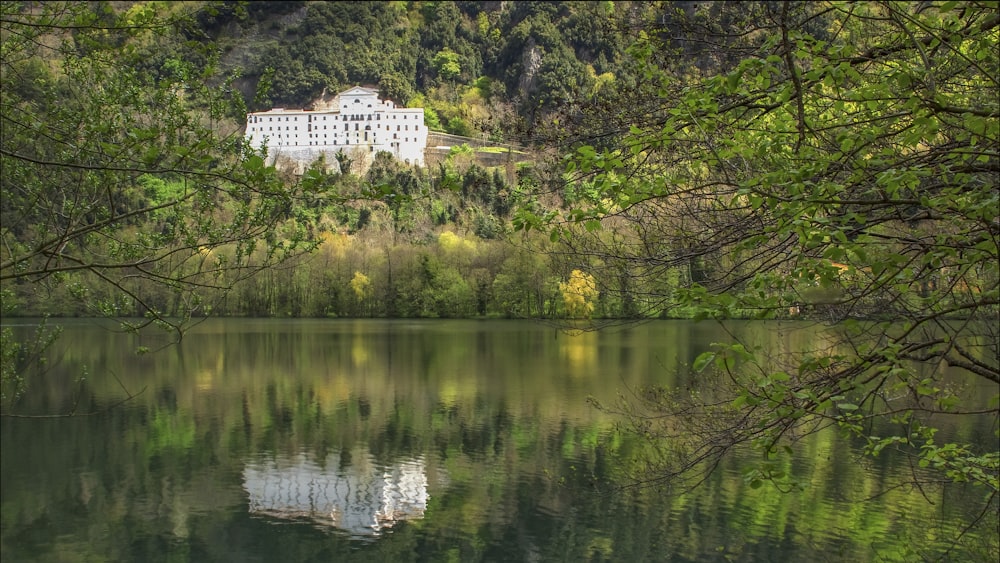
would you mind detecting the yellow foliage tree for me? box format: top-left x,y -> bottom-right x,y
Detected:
559,269 -> 599,319
438,230 -> 476,255
350,271 -> 372,302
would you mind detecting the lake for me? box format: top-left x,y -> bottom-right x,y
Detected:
0,319 -> 993,562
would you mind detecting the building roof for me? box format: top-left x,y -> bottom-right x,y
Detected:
338,86 -> 379,97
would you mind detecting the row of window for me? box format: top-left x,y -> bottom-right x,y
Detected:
269,137 -> 415,147
249,124 -> 419,133
250,113 -> 419,124
267,136 -> 415,144
267,135 -> 414,141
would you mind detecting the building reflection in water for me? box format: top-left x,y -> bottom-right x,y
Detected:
243,451 -> 429,537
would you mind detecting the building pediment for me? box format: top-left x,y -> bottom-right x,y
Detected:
338,86 -> 379,98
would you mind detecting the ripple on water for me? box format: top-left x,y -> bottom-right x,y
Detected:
241,450 -> 431,540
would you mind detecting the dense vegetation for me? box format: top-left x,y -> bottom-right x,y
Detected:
0,0 -> 682,322
532,3 -> 999,559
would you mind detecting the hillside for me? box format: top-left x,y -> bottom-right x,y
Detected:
146,1 -> 664,144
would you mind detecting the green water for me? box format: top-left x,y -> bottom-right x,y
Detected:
0,319 -> 992,562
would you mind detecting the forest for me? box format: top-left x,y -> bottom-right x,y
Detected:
4,0 -> 995,323
0,0 -> 708,320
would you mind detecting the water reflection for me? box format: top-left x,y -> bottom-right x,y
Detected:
1,319 -> 994,563
243,450 -> 429,537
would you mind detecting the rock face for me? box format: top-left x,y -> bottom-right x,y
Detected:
517,38 -> 543,98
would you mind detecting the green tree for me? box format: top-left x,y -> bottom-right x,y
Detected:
0,2 -> 320,409
523,2 -> 999,557
431,48 -> 462,82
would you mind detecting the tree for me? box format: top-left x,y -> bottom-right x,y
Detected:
0,2 -> 320,409
559,269 -> 599,319
349,271 -> 372,316
431,48 -> 462,82
520,2 -> 999,558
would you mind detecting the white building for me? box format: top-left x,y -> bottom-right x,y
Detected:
244,86 -> 428,168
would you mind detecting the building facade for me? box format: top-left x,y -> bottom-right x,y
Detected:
244,86 -> 428,168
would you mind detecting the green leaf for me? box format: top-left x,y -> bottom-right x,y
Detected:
895,72 -> 911,89
693,351 -> 715,373
726,71 -> 741,93
244,155 -> 264,171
